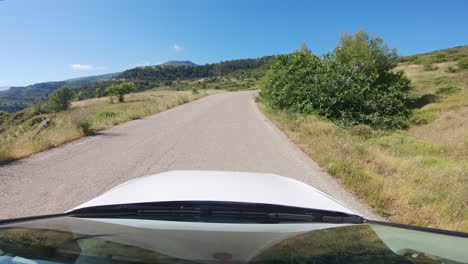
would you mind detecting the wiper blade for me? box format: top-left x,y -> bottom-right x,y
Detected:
69,201 -> 365,224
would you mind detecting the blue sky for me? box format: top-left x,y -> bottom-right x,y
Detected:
0,0 -> 467,87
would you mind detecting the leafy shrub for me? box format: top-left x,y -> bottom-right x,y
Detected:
458,57 -> 468,69
71,109 -> 93,135
77,120 -> 93,135
47,86 -> 73,112
261,30 -> 413,129
192,87 -> 199,94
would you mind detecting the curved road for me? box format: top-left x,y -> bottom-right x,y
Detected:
0,91 -> 380,219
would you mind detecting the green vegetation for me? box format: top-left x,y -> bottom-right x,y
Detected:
0,57 -> 272,113
458,57 -> 468,69
0,90 -> 220,164
0,73 -> 118,112
261,30 -> 412,129
396,45 -> 467,64
95,88 -> 102,98
47,86 -> 73,112
258,38 -> 468,231
106,82 -> 135,102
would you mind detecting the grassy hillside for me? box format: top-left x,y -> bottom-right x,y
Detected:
396,45 -> 467,64
259,46 -> 467,231
0,57 -> 273,113
0,73 -> 119,112
0,89 -> 220,164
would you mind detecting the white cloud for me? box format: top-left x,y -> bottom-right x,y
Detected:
173,44 -> 183,52
70,64 -> 94,71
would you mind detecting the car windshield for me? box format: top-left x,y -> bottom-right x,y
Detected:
0,216 -> 466,264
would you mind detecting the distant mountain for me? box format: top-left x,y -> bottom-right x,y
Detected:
0,72 -> 119,112
0,86 -> 10,91
161,60 -> 197,66
120,57 -> 273,82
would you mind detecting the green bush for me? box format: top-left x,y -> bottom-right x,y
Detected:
77,120 -> 93,135
47,86 -> 73,112
458,57 -> 468,69
191,87 -> 199,94
261,30 -> 413,129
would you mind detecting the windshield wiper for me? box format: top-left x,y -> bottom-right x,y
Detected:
68,201 -> 365,224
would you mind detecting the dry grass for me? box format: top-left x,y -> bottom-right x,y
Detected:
258,62 -> 468,232
0,90 -> 220,163
261,106 -> 467,232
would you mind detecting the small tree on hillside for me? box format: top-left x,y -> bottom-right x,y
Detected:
95,88 -> 102,98
47,86 -> 73,112
75,91 -> 84,101
106,82 -> 134,102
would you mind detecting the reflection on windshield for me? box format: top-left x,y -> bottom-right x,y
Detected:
253,225 -> 466,264
0,216 -> 466,264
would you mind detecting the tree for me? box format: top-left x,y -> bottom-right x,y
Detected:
335,30 -> 397,72
95,88 -> 102,98
47,86 -> 73,112
299,42 -> 312,54
75,91 -> 84,101
106,82 -> 134,102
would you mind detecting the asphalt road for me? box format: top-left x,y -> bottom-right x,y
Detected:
0,91 -> 381,219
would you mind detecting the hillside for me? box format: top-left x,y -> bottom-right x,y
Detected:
118,56 -> 274,90
0,57 -> 273,113
0,73 -> 119,112
161,60 -> 197,66
396,45 -> 467,64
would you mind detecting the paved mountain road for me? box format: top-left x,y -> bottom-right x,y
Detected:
0,91 -> 381,219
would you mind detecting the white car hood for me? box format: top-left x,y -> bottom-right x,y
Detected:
72,170 -> 355,215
